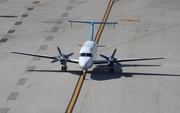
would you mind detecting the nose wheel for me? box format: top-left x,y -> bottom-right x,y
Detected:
82,69 -> 87,74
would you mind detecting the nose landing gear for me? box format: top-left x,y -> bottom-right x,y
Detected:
82,69 -> 87,74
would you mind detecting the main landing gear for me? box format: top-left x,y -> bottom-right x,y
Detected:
61,66 -> 67,71
108,67 -> 123,73
109,67 -> 114,73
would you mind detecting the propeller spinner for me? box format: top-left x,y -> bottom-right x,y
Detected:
51,46 -> 74,63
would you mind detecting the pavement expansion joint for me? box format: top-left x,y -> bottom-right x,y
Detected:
0,108 -> 9,113
66,6 -> 73,10
70,0 -> 76,3
7,92 -> 19,100
0,38 -> 8,42
15,21 -> 22,25
17,78 -> 28,85
33,1 -> 40,4
45,36 -> 54,41
26,66 -> 35,72
61,13 -> 69,17
39,45 -> 48,50
7,30 -> 15,33
21,14 -> 28,17
27,7 -> 34,10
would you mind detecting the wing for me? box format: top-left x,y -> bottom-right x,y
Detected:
116,56 -> 168,62
94,56 -> 168,64
10,50 -> 79,63
66,58 -> 79,63
10,51 -> 57,59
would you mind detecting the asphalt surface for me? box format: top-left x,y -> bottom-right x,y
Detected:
0,0 -> 180,113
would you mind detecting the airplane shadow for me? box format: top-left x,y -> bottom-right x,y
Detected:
89,65 -> 180,81
89,65 -> 122,80
29,65 -> 180,81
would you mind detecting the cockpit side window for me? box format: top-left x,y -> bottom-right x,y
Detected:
80,53 -> 92,57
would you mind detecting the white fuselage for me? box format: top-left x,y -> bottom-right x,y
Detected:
79,41 -> 97,70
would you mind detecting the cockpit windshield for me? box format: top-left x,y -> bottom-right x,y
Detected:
80,53 -> 92,57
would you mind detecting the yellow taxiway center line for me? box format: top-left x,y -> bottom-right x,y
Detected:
66,73 -> 85,113
94,0 -> 114,44
66,0 -> 114,113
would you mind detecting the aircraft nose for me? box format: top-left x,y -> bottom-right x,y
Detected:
79,60 -> 87,68
79,57 -> 91,69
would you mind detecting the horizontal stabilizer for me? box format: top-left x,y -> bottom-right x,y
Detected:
69,20 -> 118,41
78,45 -> 106,47
69,20 -> 118,25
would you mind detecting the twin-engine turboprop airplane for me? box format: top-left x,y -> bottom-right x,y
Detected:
10,20 -> 168,73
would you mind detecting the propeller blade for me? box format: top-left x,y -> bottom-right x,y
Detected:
65,53 -> 74,58
51,58 -> 60,63
99,54 -> 109,60
57,46 -> 62,56
112,48 -> 117,58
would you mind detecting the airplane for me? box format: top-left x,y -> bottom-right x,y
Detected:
10,20 -> 168,73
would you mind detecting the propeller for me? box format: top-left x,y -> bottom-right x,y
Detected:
51,46 -> 74,63
99,48 -> 121,67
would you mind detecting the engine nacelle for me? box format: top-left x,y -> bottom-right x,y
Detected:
60,59 -> 66,65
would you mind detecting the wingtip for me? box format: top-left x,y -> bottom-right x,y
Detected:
7,50 -> 12,53
166,52 -> 170,59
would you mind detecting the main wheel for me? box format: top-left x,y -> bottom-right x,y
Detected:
61,66 -> 64,71
109,68 -> 113,73
61,66 -> 67,71
109,68 -> 111,73
112,68 -> 114,73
